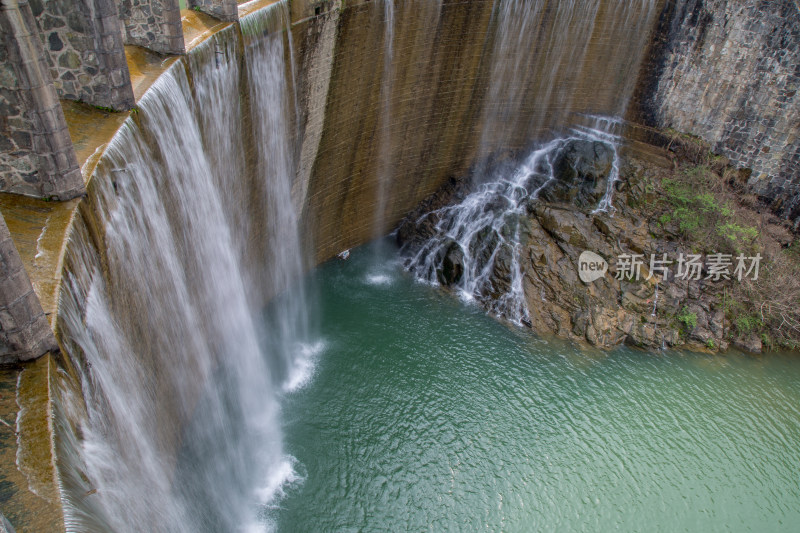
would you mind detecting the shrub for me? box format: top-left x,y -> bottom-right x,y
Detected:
677,307 -> 698,330
660,166 -> 759,254
654,134 -> 800,351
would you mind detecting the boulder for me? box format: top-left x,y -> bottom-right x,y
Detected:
733,335 -> 763,354
539,139 -> 615,209
436,241 -> 465,286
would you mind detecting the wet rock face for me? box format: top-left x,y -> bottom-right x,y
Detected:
539,140 -> 615,209
398,144 -> 747,354
396,177 -> 462,250
436,240 -> 465,286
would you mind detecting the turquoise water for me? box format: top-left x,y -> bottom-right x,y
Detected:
275,243 -> 800,532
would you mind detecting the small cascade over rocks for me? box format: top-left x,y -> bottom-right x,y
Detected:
397,123 -> 622,326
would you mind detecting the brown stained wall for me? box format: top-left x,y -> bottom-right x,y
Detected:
294,0 -> 663,264
296,0 -> 497,264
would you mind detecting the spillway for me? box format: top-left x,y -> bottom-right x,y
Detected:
14,0 -> 793,531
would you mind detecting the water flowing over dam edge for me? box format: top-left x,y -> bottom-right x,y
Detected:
2,0 -> 798,530
48,0 -> 666,528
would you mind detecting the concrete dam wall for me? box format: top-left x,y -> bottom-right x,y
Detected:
0,0 -> 797,530
294,0 -> 660,262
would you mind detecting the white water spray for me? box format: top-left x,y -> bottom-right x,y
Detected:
57,5 -> 318,531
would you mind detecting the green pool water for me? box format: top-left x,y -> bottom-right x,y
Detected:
275,242 -> 800,532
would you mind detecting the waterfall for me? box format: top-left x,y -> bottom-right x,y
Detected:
241,3 -> 321,394
45,0 -> 669,529
400,123 -> 622,325
373,0 -> 396,238
400,0 -> 658,324
57,3 -> 315,531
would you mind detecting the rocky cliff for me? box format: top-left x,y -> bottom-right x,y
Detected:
397,132 -> 799,353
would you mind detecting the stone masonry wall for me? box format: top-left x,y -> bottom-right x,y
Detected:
117,0 -> 185,55
29,0 -> 136,110
0,214 -> 58,363
189,0 -> 237,22
0,0 -> 85,199
633,0 -> 800,226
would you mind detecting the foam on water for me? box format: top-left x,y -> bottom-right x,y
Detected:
282,341 -> 326,394
366,273 -> 394,286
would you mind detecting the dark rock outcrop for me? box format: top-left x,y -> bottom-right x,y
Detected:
539,140 -> 615,209
436,240 -> 465,286
397,142 -> 764,353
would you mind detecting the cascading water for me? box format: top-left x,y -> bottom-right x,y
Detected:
44,0 -> 671,529
372,0 -> 396,238
475,0 -> 657,166
57,3 -> 315,532
241,5 -> 322,395
399,0 -> 658,324
399,122 -> 622,326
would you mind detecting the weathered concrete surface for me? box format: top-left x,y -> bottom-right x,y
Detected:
180,7 -> 233,49
0,194 -> 80,333
294,0 -> 661,264
61,99 -> 131,177
30,0 -> 136,110
295,0 -> 496,263
0,357 -> 65,533
189,0 -> 238,22
117,0 -> 185,55
631,0 -> 800,226
0,213 -> 57,363
124,45 -> 181,101
0,0 -> 85,201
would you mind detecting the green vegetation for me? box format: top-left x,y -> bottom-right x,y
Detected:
735,314 -> 761,335
655,136 -> 800,351
677,306 -> 698,330
660,165 -> 758,254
